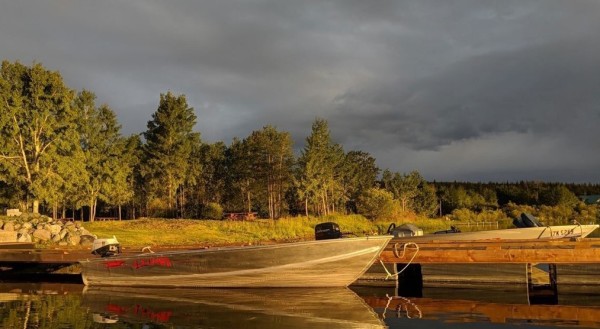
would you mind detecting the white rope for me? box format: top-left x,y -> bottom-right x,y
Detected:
141,246 -> 155,253
381,294 -> 422,319
379,242 -> 420,279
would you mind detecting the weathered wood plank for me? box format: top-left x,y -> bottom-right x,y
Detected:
0,249 -> 90,264
380,238 -> 600,264
0,242 -> 34,249
380,248 -> 600,264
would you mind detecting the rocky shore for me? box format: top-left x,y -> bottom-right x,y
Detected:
0,214 -> 96,246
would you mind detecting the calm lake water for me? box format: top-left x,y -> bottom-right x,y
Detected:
2,282 -> 600,328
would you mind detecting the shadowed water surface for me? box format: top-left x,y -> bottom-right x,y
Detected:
2,283 -> 600,328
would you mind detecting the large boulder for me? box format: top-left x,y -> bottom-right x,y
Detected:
17,232 -> 32,243
0,231 -> 17,242
59,228 -> 69,240
79,234 -> 96,246
32,228 -> 52,241
2,222 -> 15,232
79,228 -> 93,236
2,214 -> 95,246
48,224 -> 62,235
66,233 -> 81,246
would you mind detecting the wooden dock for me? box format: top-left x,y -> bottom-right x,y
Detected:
379,237 -> 600,264
0,241 -> 92,265
362,237 -> 600,290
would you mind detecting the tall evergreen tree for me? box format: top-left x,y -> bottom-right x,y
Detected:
100,133 -> 136,221
178,132 -> 202,218
225,137 -> 255,213
297,118 -> 343,216
198,141 -> 227,206
341,150 -> 379,213
244,125 -> 294,219
382,170 -> 436,215
0,61 -> 77,213
142,92 -> 197,217
75,90 -> 125,221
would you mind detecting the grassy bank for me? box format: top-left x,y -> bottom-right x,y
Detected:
84,215 -> 487,248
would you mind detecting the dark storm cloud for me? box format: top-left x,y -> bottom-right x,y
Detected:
332,38 -> 600,150
1,0 -> 599,182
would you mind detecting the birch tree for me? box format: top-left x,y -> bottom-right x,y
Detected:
0,61 -> 77,213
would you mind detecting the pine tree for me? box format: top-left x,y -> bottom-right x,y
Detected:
297,118 -> 344,216
142,92 -> 197,217
341,151 -> 380,213
244,125 -> 294,218
74,90 -> 126,221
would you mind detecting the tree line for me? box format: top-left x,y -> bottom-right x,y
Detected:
1,61 -> 599,222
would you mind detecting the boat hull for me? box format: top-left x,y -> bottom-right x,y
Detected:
80,236 -> 391,288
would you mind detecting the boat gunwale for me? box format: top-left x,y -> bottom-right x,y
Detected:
79,235 -> 392,263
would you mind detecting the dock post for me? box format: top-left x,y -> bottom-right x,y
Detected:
527,263 -> 558,305
396,263 -> 423,297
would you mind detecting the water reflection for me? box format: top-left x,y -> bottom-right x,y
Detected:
3,283 -> 600,328
0,283 -> 384,329
84,286 -> 384,328
358,285 -> 600,328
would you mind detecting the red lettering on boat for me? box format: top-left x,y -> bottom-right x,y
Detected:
131,257 -> 173,269
103,260 -> 126,269
106,303 -> 127,314
133,304 -> 173,322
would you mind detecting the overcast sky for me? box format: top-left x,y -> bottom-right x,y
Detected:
2,0 -> 599,183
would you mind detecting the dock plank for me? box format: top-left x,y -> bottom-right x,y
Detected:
0,242 -> 35,249
380,238 -> 600,264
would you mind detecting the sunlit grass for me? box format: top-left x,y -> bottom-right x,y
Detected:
1,213 -> 505,248
84,215 -> 468,248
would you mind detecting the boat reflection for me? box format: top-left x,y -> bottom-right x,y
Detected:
5,282 -> 600,328
83,286 -> 386,329
361,286 -> 600,328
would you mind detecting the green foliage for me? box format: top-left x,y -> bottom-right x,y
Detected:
197,141 -> 227,206
142,92 -> 198,215
449,208 -> 509,223
239,125 -> 295,218
202,202 -> 224,220
340,150 -> 380,213
382,170 -> 438,216
0,61 -> 77,213
103,134 -> 139,219
356,187 -> 398,220
74,90 -> 129,221
224,137 -> 255,213
297,118 -> 345,216
539,185 -> 580,207
413,182 -> 439,216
